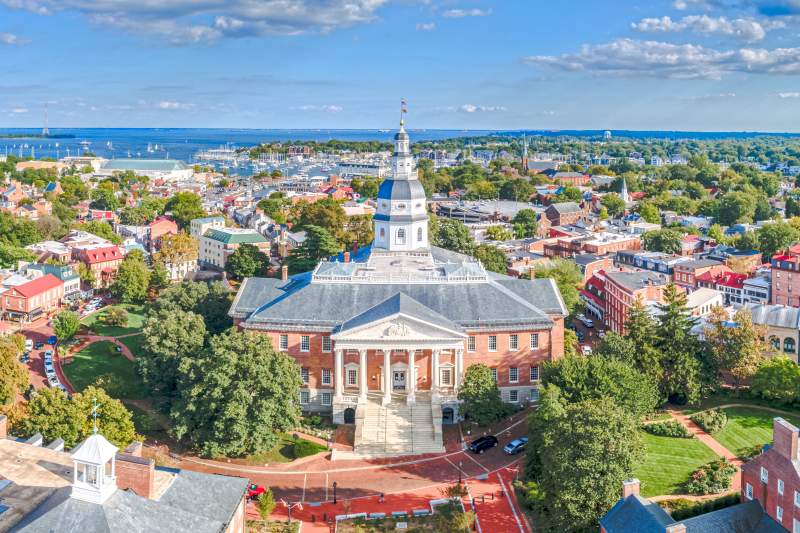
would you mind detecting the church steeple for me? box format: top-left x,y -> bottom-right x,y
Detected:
373,100 -> 429,252
620,176 -> 629,203
521,133 -> 529,174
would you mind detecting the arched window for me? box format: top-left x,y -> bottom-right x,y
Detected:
417,227 -> 423,242
397,228 -> 406,245
770,336 -> 780,351
784,338 -> 796,353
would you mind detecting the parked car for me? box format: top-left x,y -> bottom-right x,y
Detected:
247,484 -> 266,500
19,354 -> 30,364
44,350 -> 53,360
468,435 -> 498,454
582,345 -> 593,355
503,437 -> 529,455
576,331 -> 585,342
47,336 -> 57,345
597,330 -> 606,339
24,339 -> 33,351
34,341 -> 44,349
47,376 -> 59,386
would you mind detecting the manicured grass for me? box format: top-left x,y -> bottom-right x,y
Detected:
63,341 -> 147,400
81,304 -> 146,337
713,407 -> 800,458
634,432 -> 719,497
238,434 -> 328,465
119,334 -> 145,358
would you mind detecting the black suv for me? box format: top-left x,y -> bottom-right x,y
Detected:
468,435 -> 498,454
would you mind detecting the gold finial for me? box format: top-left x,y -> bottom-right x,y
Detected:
400,98 -> 407,126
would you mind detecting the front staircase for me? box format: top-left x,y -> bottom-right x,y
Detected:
334,392 -> 444,459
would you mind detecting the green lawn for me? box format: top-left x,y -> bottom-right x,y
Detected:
713,407 -> 800,458
119,334 -> 145,358
634,432 -> 719,497
238,434 -> 328,465
63,340 -> 148,400
81,304 -> 146,337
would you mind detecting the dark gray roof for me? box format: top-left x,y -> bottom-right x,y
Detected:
681,501 -> 784,533
11,468 -> 247,533
377,179 -> 425,203
675,259 -> 723,270
744,303 -> 800,329
337,293 -> 463,334
605,270 -> 668,292
573,253 -> 604,266
547,202 -> 581,214
600,494 -> 673,533
600,497 -> 782,533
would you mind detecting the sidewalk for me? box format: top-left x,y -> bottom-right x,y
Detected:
668,410 -> 743,491
466,468 -> 530,533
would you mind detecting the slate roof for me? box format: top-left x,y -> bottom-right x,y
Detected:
336,293 -> 464,335
377,179 -> 426,203
100,159 -> 188,172
11,470 -> 248,533
744,303 -> 800,329
546,202 -> 582,214
605,270 -> 668,293
600,497 -> 783,533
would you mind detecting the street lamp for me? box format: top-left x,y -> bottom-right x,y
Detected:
281,500 -> 303,524
333,481 -> 338,504
458,461 -> 463,485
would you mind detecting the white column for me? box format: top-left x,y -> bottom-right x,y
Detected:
359,349 -> 368,403
382,349 -> 392,405
334,349 -> 343,400
431,349 -> 440,401
455,348 -> 464,390
407,349 -> 416,405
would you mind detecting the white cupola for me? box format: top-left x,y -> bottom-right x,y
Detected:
373,100 -> 429,252
70,432 -> 119,504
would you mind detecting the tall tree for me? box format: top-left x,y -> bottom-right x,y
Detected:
756,221 -> 800,259
624,300 -> 663,386
0,335 -> 29,405
655,284 -> 703,404
704,307 -> 767,390
637,202 -> 660,224
641,229 -> 683,254
172,329 -> 302,457
79,220 -> 122,245
600,193 -> 626,218
111,251 -> 151,303
458,364 -> 506,426
718,191 -> 756,225
512,208 -> 539,238
430,218 -> 475,254
53,310 -> 80,341
532,259 -> 583,315
527,393 -> 644,533
473,244 -> 508,274
225,243 -> 269,279
153,232 -> 198,264
286,225 -> 340,274
165,192 -> 206,230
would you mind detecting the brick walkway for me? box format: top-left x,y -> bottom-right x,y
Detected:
667,409 -> 743,492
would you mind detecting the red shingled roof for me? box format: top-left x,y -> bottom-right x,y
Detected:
81,246 -> 123,264
12,274 -> 63,298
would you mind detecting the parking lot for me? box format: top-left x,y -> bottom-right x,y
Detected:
570,314 -> 605,352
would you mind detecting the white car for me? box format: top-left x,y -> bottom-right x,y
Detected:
47,375 -> 59,386
24,339 -> 33,351
582,345 -> 593,355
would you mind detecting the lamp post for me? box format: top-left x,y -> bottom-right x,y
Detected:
333,481 -> 338,504
458,461 -> 463,485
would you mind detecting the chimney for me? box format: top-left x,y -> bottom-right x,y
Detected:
281,264 -> 288,282
773,417 -> 799,460
0,415 -> 7,439
344,251 -> 351,263
352,241 -> 359,256
665,525 -> 686,533
115,449 -> 155,499
622,478 -> 640,499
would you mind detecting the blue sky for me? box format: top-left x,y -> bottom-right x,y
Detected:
2,0 -> 800,131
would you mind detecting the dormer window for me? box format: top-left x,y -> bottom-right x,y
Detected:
396,203 -> 406,209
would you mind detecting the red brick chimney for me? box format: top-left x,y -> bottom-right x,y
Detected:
352,241 -> 359,256
0,415 -> 7,439
344,251 -> 350,263
622,478 -> 640,499
281,264 -> 289,281
773,417 -> 798,460
115,445 -> 155,499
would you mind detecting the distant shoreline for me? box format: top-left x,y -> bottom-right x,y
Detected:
0,134 -> 76,139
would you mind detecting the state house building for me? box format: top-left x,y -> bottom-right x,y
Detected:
229,113 -> 566,456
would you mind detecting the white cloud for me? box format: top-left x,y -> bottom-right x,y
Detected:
0,32 -> 28,45
416,22 -> 435,31
631,15 -> 769,42
157,100 -> 193,110
684,92 -> 737,101
442,8 -> 492,18
778,91 -> 800,98
0,0 -> 392,43
459,104 -> 506,113
523,38 -> 800,80
294,104 -> 344,112
10,107 -> 28,113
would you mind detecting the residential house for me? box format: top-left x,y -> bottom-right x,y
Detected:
26,263 -> 81,301
672,259 -> 727,290
198,228 -> 270,270
73,245 -> 125,288
744,276 -> 772,305
540,202 -> 586,232
697,270 -> 746,305
604,270 -> 671,334
771,245 -> 800,307
190,215 -> 225,241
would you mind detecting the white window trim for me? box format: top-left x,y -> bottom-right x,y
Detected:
300,390 -> 310,404
301,367 -> 309,384
321,368 -> 332,386
777,506 -> 784,522
510,334 -> 519,351
467,336 -> 476,352
530,365 -> 540,382
300,335 -> 310,353
491,368 -> 497,381
440,367 -> 453,386
530,333 -> 539,349
322,336 -> 332,352
509,390 -> 519,403
761,467 -> 769,484
779,479 -> 785,495
321,392 -> 332,406
509,367 -> 519,384
794,490 -> 800,507
488,335 -> 497,352
279,334 -> 288,351
745,483 -> 753,500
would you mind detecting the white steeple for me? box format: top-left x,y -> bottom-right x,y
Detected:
70,400 -> 118,505
620,176 -> 629,203
373,100 -> 429,252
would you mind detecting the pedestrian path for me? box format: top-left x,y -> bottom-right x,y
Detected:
667,410 -> 743,492
466,468 -> 530,533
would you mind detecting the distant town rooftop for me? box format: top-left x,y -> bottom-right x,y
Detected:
100,159 -> 188,172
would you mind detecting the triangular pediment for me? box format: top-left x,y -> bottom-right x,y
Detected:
332,313 -> 466,342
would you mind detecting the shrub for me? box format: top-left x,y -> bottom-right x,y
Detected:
660,493 -> 740,520
686,458 -> 737,495
738,444 -> 765,461
643,420 -> 693,438
292,438 -> 324,459
104,307 -> 129,327
690,409 -> 728,434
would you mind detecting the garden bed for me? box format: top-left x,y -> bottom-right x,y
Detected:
230,433 -> 328,465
